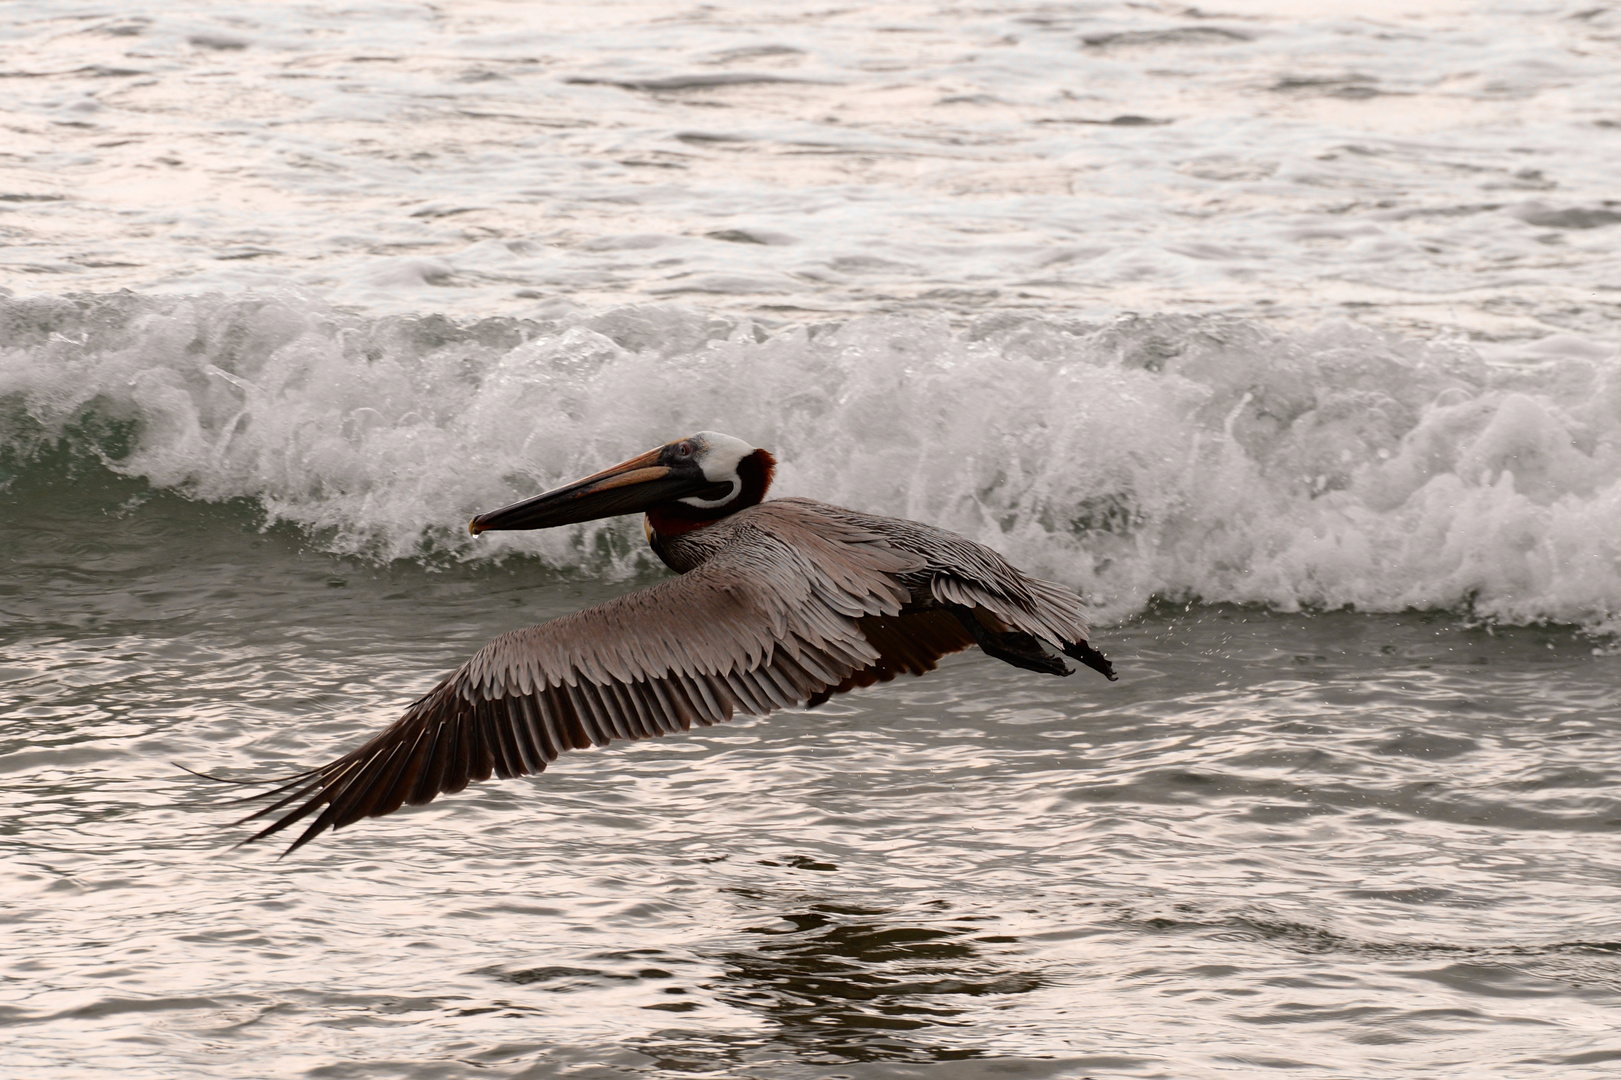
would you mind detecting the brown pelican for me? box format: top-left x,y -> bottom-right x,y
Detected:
228,432 -> 1115,853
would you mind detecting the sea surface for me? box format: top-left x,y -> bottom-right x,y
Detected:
4,2 -> 1621,1078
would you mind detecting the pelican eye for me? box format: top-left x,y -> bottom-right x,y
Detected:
675,441 -> 694,459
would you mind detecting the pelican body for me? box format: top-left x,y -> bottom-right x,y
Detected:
236,432 -> 1115,853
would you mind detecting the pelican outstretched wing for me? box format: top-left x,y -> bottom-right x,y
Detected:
231,512 -> 978,854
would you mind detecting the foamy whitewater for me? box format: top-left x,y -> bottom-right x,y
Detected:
5,292 -> 1621,629
6,3 -> 1621,1079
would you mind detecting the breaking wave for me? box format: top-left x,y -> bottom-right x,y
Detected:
3,291 -> 1619,630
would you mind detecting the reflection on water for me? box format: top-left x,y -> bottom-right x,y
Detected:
479,894 -> 1046,1069
706,895 -> 1038,1064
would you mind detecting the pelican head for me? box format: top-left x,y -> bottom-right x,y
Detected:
469,431 -> 775,534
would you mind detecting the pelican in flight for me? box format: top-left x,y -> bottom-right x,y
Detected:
228,432 -> 1115,853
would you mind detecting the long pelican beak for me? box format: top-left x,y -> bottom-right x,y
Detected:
469,449 -> 730,534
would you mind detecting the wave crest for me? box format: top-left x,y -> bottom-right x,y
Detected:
3,293 -> 1618,629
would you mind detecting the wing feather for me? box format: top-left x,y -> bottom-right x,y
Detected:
410,719 -> 450,804
382,725 -> 436,816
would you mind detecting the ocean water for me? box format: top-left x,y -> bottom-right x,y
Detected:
4,1 -> 1621,1078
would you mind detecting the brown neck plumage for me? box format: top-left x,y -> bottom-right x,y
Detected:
644,449 -> 776,538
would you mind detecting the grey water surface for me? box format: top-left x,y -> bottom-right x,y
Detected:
6,0 -> 1621,1077
4,473 -> 1620,1079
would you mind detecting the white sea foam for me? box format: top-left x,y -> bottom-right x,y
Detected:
3,292 -> 1618,630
